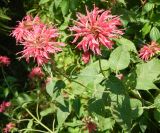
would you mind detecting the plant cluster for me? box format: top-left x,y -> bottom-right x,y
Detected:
1,0 -> 160,133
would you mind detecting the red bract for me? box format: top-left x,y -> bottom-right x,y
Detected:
139,41 -> 160,61
3,122 -> 15,133
11,15 -> 65,66
28,67 -> 44,79
0,56 -> 10,66
70,5 -> 123,62
0,101 -> 11,113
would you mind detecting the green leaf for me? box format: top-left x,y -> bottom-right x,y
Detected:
130,98 -> 143,119
98,117 -> 115,131
54,0 -> 62,8
0,9 -> 11,20
88,99 -> 105,116
56,96 -> 70,127
60,0 -> 69,16
72,97 -> 81,115
139,114 -> 148,133
115,37 -> 137,53
46,79 -> 65,98
70,0 -> 79,11
154,109 -> 160,123
57,108 -> 70,127
40,107 -> 54,117
141,23 -> 152,38
106,76 -> 132,131
109,46 -> 130,71
154,94 -> 160,109
117,0 -> 126,6
14,93 -> 34,106
46,79 -> 55,97
39,0 -> 50,5
142,2 -> 154,14
27,120 -> 33,129
136,59 -> 160,90
150,27 -> 160,41
71,60 -> 109,95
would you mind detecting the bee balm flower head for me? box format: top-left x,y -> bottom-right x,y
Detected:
11,15 -> 65,66
3,122 -> 15,133
139,41 -> 160,61
70,5 -> 124,63
11,15 -> 43,42
28,67 -> 44,79
0,56 -> 10,66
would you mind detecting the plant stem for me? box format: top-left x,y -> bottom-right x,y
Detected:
98,58 -> 106,78
19,128 -> 47,133
1,67 -> 14,95
24,108 -> 54,133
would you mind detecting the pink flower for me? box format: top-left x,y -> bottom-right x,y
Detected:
82,52 -> 91,64
28,67 -> 44,79
0,101 -> 11,113
0,56 -> 10,66
70,5 -> 123,62
11,15 -> 43,42
3,122 -> 15,133
11,15 -> 65,66
139,41 -> 160,61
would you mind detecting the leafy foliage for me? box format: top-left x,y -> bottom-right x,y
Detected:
1,0 -> 160,133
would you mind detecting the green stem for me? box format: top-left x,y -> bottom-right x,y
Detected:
36,102 -> 40,120
24,108 -> 54,133
1,67 -> 14,95
98,58 -> 106,78
19,129 -> 47,133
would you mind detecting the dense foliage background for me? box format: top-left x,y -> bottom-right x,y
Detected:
1,0 -> 160,133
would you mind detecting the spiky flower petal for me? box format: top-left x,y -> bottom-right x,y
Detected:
11,15 -> 65,66
139,41 -> 160,61
70,6 -> 123,63
0,56 -> 10,66
28,67 -> 44,79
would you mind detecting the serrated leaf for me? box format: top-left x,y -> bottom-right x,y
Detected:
71,60 -> 109,95
136,59 -> 160,90
106,76 -> 132,131
109,46 -> 130,71
115,37 -> 137,53
150,27 -> 160,41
